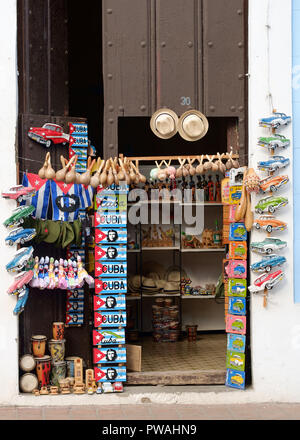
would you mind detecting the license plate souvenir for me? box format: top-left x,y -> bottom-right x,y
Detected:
69,135 -> 88,148
226,369 -> 245,390
228,279 -> 247,297
75,159 -> 88,173
95,279 -> 127,295
226,350 -> 245,372
95,212 -> 127,228
66,248 -> 85,261
94,295 -> 126,311
93,329 -> 125,345
98,183 -> 129,195
96,194 -> 127,211
69,147 -> 88,161
95,261 -> 127,277
228,297 -> 246,316
94,311 -> 127,327
227,334 -> 246,353
93,347 -> 126,364
67,290 -> 85,301
66,300 -> 84,313
226,314 -> 246,335
94,366 -> 126,382
95,228 -> 127,244
95,245 -> 127,261
66,312 -> 84,325
69,122 -> 88,135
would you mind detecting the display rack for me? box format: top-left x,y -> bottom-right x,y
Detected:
127,199 -> 225,337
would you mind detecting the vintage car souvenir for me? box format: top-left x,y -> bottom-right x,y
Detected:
224,260 -> 247,279
259,112 -> 291,128
226,369 -> 245,390
28,123 -> 70,147
229,223 -> 247,241
228,279 -> 247,297
226,314 -> 246,335
7,270 -> 34,295
258,134 -> 290,151
248,270 -> 284,293
5,227 -> 36,246
257,156 -> 290,173
6,246 -> 34,273
250,237 -> 287,254
229,186 -> 242,204
255,196 -> 288,214
250,254 -> 286,273
228,242 -> 247,260
226,350 -> 245,371
2,185 -> 36,202
3,205 -> 35,228
227,334 -> 246,353
260,175 -> 289,193
228,297 -> 246,316
254,215 -> 287,233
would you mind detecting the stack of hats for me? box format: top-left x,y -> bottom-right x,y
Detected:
23,218 -> 82,249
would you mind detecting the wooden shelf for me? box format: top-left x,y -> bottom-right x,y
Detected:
181,248 -> 226,253
142,247 -> 180,251
182,295 -> 216,299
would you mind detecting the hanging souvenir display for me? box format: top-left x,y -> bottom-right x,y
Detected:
249,110 -> 291,307
93,181 -> 128,393
224,169 -> 248,390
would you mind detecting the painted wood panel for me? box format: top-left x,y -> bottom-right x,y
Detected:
156,0 -> 202,113
203,0 -> 246,117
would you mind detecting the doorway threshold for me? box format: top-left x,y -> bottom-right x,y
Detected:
127,369 -> 226,385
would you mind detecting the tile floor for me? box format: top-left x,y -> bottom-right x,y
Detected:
140,333 -> 227,371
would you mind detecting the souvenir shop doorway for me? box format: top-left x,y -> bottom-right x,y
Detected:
16,0 -> 250,391
120,121 -> 240,385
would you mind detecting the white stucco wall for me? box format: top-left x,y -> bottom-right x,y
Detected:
0,0 -> 299,405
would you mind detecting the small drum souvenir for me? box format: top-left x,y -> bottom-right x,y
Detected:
51,361 -> 66,387
48,339 -> 66,362
19,373 -> 38,393
65,356 -> 79,377
52,322 -> 65,340
19,354 -> 36,372
35,355 -> 51,388
31,335 -> 47,358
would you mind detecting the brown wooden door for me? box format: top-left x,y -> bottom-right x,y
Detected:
17,0 -> 93,369
102,0 -> 247,163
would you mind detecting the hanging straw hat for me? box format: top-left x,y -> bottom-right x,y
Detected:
150,108 -> 179,139
178,110 -> 209,142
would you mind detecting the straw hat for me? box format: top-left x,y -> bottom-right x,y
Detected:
150,108 -> 179,139
178,110 -> 209,142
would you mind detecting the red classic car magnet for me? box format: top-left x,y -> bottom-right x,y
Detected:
28,123 -> 70,148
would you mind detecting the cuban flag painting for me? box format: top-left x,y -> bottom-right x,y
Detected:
21,173 -> 50,219
50,180 -> 94,222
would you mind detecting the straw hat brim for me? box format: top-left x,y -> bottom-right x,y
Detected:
178,110 -> 209,142
150,108 -> 179,140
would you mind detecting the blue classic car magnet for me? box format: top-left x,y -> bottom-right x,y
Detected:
259,113 -> 291,129
250,254 -> 286,273
257,156 -> 290,173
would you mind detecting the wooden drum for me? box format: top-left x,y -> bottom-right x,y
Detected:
31,335 -> 47,358
35,355 -> 51,388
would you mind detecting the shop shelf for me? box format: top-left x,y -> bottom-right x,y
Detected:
181,295 -> 216,299
142,247 -> 180,251
180,248 -> 226,253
